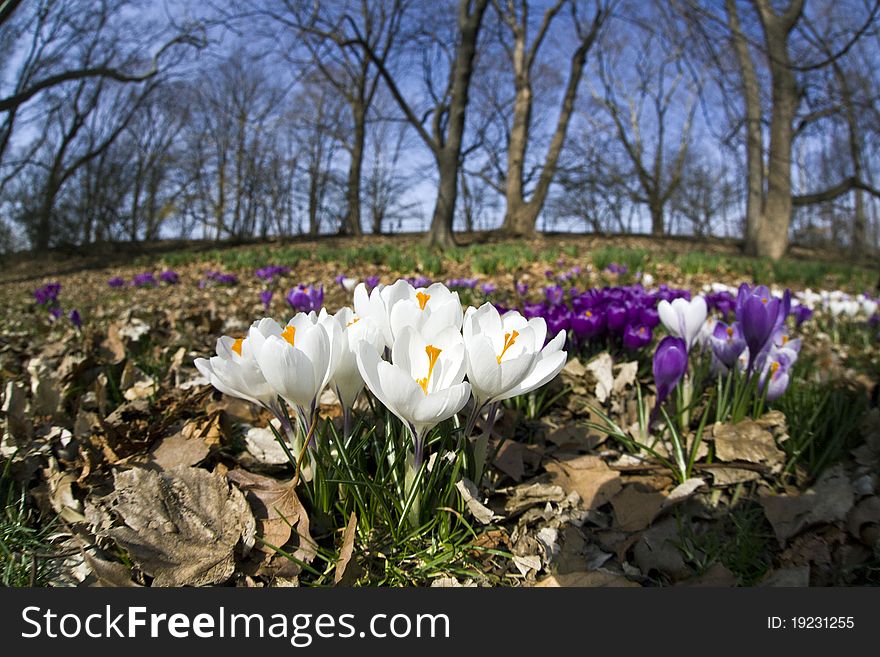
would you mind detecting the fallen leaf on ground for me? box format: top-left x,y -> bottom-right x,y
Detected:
108,465 -> 255,587
633,517 -> 691,580
334,512 -> 358,585
544,455 -> 622,510
503,482 -> 567,515
586,353 -> 614,403
492,440 -> 525,481
226,469 -> 315,564
703,466 -> 762,486
610,484 -> 665,532
244,422 -> 291,466
759,464 -> 855,544
679,563 -> 738,587
662,477 -> 705,508
612,361 -> 638,394
846,496 -> 880,545
456,478 -> 497,524
759,566 -> 810,587
545,424 -> 604,451
82,550 -> 140,587
148,422 -> 215,469
535,570 -> 638,587
713,416 -> 785,472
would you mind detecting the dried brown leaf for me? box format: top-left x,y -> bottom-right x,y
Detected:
109,466 -> 255,587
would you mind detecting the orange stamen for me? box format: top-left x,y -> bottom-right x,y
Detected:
281,325 -> 296,347
416,291 -> 431,310
496,330 -> 519,364
416,345 -> 442,394
725,326 -> 733,338
770,361 -> 780,376
346,317 -> 360,328
584,310 -> 592,318
231,337 -> 244,356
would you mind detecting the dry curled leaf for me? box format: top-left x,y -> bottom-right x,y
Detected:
712,415 -> 786,472
226,469 -> 316,564
456,478 -> 497,524
334,512 -> 358,585
109,466 -> 255,587
759,464 -> 855,544
544,455 -> 622,511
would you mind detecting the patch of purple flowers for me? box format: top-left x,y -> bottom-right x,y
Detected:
605,263 -> 629,275
107,277 -> 125,288
132,272 -> 157,288
159,270 -> 179,285
256,265 -> 290,282
447,278 -> 478,289
200,271 -> 239,288
510,283 -> 688,353
34,283 -> 61,306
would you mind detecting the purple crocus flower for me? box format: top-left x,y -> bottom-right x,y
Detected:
132,272 -> 157,288
544,307 -> 571,338
638,306 -> 660,329
792,304 -> 813,327
68,309 -> 82,330
447,278 -> 478,289
571,308 -> 606,341
108,277 -> 125,288
736,284 -> 781,369
545,285 -> 564,306
606,304 -> 629,334
256,265 -> 290,282
759,347 -> 797,402
260,290 -> 273,312
652,336 -> 689,414
516,282 -> 529,297
286,284 -> 324,313
622,324 -> 652,351
159,270 -> 179,285
365,275 -> 380,292
480,282 -> 497,295
709,321 -> 746,369
34,283 -> 61,306
49,306 -> 63,320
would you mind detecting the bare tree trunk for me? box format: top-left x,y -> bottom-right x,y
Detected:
833,62 -> 867,258
726,0 -> 766,256
650,202 -> 664,237
425,0 -> 488,249
501,1 -> 605,236
757,3 -> 800,259
343,103 -> 366,236
429,152 -> 459,247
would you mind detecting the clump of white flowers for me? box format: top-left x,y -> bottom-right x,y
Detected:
196,279 -> 567,523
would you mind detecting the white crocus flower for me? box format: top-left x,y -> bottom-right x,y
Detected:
194,319 -> 283,415
330,307 -> 384,414
353,279 -> 412,349
388,281 -> 464,342
658,296 -> 708,350
463,303 -> 567,407
254,309 -> 342,419
354,279 -> 464,349
356,325 -> 471,464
